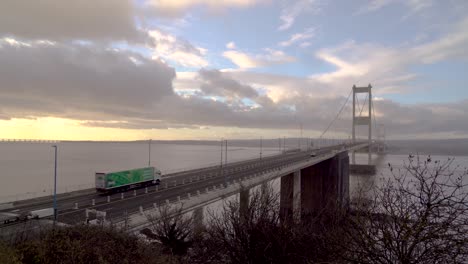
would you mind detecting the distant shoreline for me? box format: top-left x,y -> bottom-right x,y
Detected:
2,138 -> 468,156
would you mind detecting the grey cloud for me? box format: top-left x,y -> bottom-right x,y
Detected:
224,70 -> 332,98
374,99 -> 468,136
0,40 -> 467,138
198,69 -> 259,99
81,120 -> 200,130
143,0 -> 263,19
0,0 -> 144,42
0,111 -> 10,120
147,94 -> 347,132
0,41 -> 175,121
147,29 -> 208,67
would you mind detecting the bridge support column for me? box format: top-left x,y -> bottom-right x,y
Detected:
280,170 -> 301,222
193,206 -> 204,235
239,188 -> 249,221
301,151 -> 349,220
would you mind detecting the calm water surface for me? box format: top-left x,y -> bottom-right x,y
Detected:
0,142 -> 279,202
1,142 -> 467,203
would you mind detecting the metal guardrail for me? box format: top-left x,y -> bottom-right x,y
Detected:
123,151 -> 340,232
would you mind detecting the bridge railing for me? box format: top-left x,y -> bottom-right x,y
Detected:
0,183 -> 95,204
0,139 -> 60,143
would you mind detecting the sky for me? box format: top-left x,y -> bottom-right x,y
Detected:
0,0 -> 467,141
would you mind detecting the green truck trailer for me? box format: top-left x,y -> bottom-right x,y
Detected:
95,167 -> 161,193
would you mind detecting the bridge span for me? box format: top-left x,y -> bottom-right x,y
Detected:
0,142 -> 371,236
0,84 -> 384,237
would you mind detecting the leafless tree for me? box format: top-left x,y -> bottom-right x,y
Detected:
190,184 -> 343,264
341,155 -> 468,264
144,204 -> 193,256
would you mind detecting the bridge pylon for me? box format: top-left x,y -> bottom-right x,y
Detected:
352,84 -> 372,165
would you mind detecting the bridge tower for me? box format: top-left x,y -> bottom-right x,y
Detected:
352,84 -> 372,165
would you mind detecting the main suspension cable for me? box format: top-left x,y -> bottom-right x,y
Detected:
319,87 -> 353,139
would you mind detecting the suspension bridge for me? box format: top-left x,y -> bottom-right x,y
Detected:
0,84 -> 385,236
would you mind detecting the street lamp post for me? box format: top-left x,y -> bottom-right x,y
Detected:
148,139 -> 151,167
260,137 -> 263,160
52,145 -> 58,224
225,140 -> 227,165
220,138 -> 224,167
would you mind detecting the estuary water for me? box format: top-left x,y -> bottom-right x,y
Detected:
1,141 -> 467,203
0,141 -> 279,202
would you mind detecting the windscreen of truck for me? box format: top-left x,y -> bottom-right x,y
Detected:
95,173 -> 106,189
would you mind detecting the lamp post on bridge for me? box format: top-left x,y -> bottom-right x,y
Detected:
52,145 -> 58,225
148,139 -> 151,167
278,138 -> 281,153
283,136 -> 286,153
220,138 -> 224,167
260,137 -> 262,160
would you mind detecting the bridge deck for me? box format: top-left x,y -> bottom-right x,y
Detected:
0,142 -> 369,230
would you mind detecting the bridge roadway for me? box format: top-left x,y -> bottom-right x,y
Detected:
1,143 -> 365,227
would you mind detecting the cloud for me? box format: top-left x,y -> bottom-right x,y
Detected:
407,0 -> 434,11
373,99 -> 468,137
222,70 -> 327,102
410,16 -> 468,63
0,39 -> 175,121
307,16 -> 468,95
0,38 -> 296,132
355,0 -> 433,15
198,69 -> 259,99
223,48 -> 295,69
279,27 -> 316,47
148,29 -> 209,68
0,0 -> 144,42
278,0 -> 322,31
80,120 -> 200,130
0,38 -> 467,138
226,42 -> 237,49
145,0 -> 263,17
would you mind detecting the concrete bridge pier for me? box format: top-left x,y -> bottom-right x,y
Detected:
301,151 -> 349,219
193,206 -> 204,235
280,171 -> 301,222
280,151 -> 349,222
239,188 -> 249,221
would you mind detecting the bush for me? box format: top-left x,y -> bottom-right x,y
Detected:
0,242 -> 21,264
14,225 -> 166,264
189,185 -> 345,264
340,156 -> 468,264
